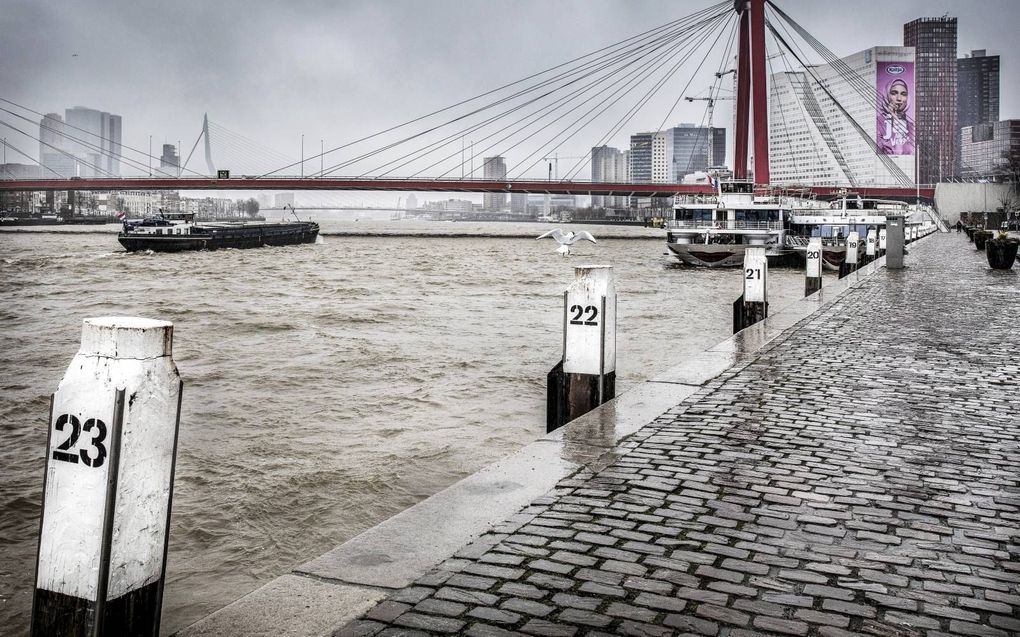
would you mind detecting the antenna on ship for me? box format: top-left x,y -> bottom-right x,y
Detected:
284,203 -> 301,222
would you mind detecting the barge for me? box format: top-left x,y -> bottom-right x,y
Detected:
118,212 -> 319,252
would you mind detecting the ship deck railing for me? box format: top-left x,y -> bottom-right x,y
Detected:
666,220 -> 782,231
785,236 -> 847,247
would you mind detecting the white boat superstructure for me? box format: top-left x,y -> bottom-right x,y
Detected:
786,197 -> 938,269
664,181 -> 804,267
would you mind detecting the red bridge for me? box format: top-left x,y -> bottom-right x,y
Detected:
0,0 -> 937,205
0,177 -> 934,203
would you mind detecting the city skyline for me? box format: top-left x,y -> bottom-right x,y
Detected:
1,0 -> 1016,186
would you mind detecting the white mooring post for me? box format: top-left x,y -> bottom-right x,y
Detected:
546,266 -> 616,433
878,228 -> 887,256
840,231 -> 860,279
32,317 -> 182,637
866,228 -> 878,263
732,247 -> 768,333
804,236 -> 823,296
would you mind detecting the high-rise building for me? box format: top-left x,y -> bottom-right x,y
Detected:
40,107 -> 122,177
959,120 -> 1019,179
769,46 -> 916,186
405,193 -> 419,210
482,156 -> 507,211
957,49 -> 999,175
671,124 -> 720,181
651,129 -> 673,182
711,128 -> 727,169
64,106 -> 122,176
590,145 -> 628,209
629,126 -> 719,185
904,16 -> 957,183
39,113 -> 75,178
510,192 -> 529,215
160,144 -> 180,174
628,133 -> 653,184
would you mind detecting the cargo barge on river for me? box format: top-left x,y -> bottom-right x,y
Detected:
118,212 -> 319,252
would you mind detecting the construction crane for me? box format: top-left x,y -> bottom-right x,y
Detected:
684,95 -> 734,166
541,153 -> 587,180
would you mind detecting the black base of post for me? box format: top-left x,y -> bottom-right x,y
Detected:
32,581 -> 162,637
547,360 -> 566,433
732,294 -> 768,334
804,277 -> 822,297
547,362 -> 616,433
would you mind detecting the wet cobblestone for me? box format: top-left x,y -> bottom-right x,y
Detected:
336,235 -> 1019,636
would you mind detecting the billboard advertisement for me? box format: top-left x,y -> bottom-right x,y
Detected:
876,61 -> 915,155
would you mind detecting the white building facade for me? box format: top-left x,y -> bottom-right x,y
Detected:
769,46 -> 916,186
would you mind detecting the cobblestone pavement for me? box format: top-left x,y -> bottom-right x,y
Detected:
338,234 -> 1020,637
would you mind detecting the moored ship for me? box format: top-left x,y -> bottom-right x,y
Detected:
664,181 -> 938,268
118,212 -> 319,252
664,181 -> 800,267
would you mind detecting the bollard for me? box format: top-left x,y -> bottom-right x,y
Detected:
878,228 -> 887,257
732,247 -> 768,333
838,231 -> 860,279
865,228 -> 878,264
547,266 -> 616,433
804,237 -> 823,296
886,215 -> 906,269
32,317 -> 182,637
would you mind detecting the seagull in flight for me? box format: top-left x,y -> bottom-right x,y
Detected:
537,228 -> 597,256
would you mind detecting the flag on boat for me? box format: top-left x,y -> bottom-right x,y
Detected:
115,211 -> 126,221
708,175 -> 718,190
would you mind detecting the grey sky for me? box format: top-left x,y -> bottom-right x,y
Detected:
1,0 -> 1015,182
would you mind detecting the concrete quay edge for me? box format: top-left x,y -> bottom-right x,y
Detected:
174,241 -> 911,636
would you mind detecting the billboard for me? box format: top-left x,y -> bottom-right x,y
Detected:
876,61 -> 915,155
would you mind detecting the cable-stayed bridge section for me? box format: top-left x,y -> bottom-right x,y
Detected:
1,0 -> 940,206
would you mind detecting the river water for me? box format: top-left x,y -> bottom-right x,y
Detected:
0,219 -> 815,635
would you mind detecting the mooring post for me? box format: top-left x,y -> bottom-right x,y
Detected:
32,317 -> 182,637
886,215 -> 906,269
839,231 -> 860,279
546,266 -> 616,433
804,237 -> 823,296
865,228 -> 877,264
732,246 -> 768,333
878,228 -> 887,257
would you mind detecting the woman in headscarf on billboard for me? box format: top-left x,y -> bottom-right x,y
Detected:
877,76 -> 914,155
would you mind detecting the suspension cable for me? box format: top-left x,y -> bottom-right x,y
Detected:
531,10 -> 732,181
364,12 -> 712,179
310,2 -> 730,178
561,10 -> 734,181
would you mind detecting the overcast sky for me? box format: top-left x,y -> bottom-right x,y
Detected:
1,0 -> 1015,188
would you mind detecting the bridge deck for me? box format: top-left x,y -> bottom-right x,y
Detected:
0,177 -> 935,203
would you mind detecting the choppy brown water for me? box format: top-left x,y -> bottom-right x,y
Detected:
0,221 -> 812,635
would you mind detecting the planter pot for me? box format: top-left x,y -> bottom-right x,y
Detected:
986,239 -> 1019,270
966,227 -> 974,240
974,231 -> 990,250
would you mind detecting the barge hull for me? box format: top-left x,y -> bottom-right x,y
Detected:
118,223 -> 319,253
